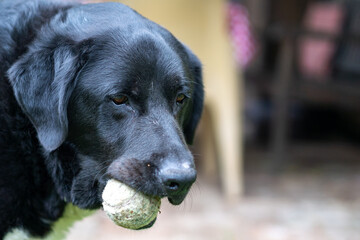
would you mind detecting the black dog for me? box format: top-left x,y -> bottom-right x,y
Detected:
0,0 -> 204,238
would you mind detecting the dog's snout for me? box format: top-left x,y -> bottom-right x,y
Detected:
159,165 -> 197,200
162,170 -> 196,192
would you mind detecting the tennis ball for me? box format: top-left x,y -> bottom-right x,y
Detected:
102,179 -> 161,230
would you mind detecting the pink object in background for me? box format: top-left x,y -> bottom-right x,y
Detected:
303,2 -> 344,35
298,38 -> 335,80
298,2 -> 344,79
227,2 -> 257,69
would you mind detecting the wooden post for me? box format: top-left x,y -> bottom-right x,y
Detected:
270,38 -> 294,171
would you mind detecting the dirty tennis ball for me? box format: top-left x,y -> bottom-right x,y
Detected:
102,179 -> 161,230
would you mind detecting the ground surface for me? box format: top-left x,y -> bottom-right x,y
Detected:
66,170 -> 360,240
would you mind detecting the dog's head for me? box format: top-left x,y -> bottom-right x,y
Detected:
8,3 -> 203,210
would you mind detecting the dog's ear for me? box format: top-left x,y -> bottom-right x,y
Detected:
8,40 -> 88,152
182,47 -> 204,145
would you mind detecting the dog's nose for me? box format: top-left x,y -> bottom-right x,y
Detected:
159,165 -> 197,200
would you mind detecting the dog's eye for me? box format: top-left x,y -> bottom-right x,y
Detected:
112,95 -> 128,105
176,94 -> 187,105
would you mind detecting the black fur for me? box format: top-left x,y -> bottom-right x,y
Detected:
0,0 -> 203,238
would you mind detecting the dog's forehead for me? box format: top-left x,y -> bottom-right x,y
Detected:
80,32 -> 190,98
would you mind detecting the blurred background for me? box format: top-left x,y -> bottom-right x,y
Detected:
66,0 -> 360,239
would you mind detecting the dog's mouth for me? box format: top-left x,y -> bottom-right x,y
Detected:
100,175 -> 190,206
135,218 -> 157,230
167,194 -> 187,205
